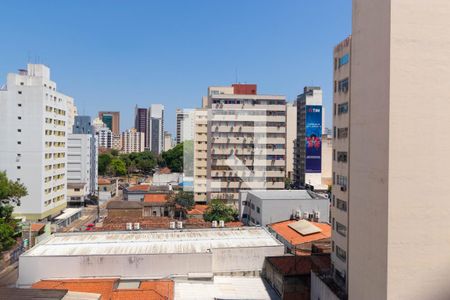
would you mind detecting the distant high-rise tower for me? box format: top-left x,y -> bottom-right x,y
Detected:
134,106 -> 148,148
147,104 -> 164,154
176,108 -> 195,144
98,111 -> 120,135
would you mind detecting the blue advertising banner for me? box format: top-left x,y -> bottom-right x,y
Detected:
305,105 -> 322,173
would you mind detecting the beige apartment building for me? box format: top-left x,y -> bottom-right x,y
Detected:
200,84 -> 286,206
193,109 -> 208,202
313,1 -> 450,300
120,128 -> 144,154
285,102 -> 297,181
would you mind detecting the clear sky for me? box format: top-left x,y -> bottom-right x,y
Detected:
0,0 -> 351,135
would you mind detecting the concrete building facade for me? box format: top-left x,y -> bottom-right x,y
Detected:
67,134 -> 93,206
98,111 -> 120,135
163,131 -> 174,151
203,84 -> 286,206
0,64 -> 70,220
193,109 -> 208,202
176,108 -> 195,144
147,104 -> 164,154
120,128 -> 145,154
285,102 -> 297,181
134,106 -> 148,148
293,87 -> 325,190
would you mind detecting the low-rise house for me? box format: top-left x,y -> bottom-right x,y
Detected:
123,184 -> 171,201
263,254 -> 331,300
186,204 -> 208,219
106,201 -> 143,218
143,194 -> 174,217
267,219 -> 331,256
98,178 -> 117,201
152,172 -> 181,187
240,190 -> 330,226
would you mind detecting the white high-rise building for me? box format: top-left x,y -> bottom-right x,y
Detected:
121,128 -> 145,154
0,64 -> 71,220
164,131 -> 174,151
97,126 -> 113,149
147,104 -> 164,154
67,134 -> 92,206
176,108 -> 195,144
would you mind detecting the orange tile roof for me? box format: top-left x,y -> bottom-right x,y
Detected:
32,278 -> 174,300
143,194 -> 168,203
187,204 -> 208,215
127,185 -> 150,192
158,167 -> 171,174
98,178 -> 111,185
269,220 -> 331,246
31,223 -> 45,232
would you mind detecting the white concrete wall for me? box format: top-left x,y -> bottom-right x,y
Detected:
310,272 -> 340,300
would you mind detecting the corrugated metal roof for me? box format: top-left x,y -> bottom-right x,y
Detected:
24,228 -> 281,257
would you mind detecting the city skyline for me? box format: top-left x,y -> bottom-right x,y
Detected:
0,1 -> 351,135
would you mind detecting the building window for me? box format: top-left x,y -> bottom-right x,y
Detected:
74,188 -> 80,192
339,53 -> 350,67
336,246 -> 347,262
17,141 -> 21,145
17,129 -> 21,132
333,127 -> 336,138
336,199 -> 347,211
338,102 -> 348,115
20,82 -> 24,86
338,78 -> 349,93
18,103 -> 22,107
251,203 -> 255,210
336,222 -> 347,237
17,166 -> 21,169
333,103 -> 336,116
256,207 -> 260,213
337,128 -> 348,139
337,151 -> 347,163
18,91 -> 22,94
18,116 -> 22,120
333,149 -> 336,161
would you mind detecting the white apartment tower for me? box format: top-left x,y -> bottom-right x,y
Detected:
203,84 -> 286,206
147,104 -> 164,154
67,134 -> 92,206
176,108 -> 195,144
0,64 -> 71,220
97,126 -> 113,149
121,128 -> 145,154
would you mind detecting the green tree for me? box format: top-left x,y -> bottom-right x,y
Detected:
107,158 -> 127,176
162,142 -> 184,172
0,172 -> 28,252
98,153 -> 112,175
170,191 -> 195,210
203,199 -> 238,223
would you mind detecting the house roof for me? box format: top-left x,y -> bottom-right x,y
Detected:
266,254 -> 330,276
31,223 -> 46,232
144,194 -> 168,203
269,220 -> 331,246
98,178 -> 111,185
127,185 -> 151,192
0,288 -> 68,300
187,205 -> 208,215
106,201 -> 142,210
32,278 -> 174,300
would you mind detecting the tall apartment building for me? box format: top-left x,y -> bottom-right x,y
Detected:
313,1 -> 450,299
97,126 -> 113,149
0,64 -> 70,220
164,131 -> 174,151
73,116 -> 98,194
176,108 -> 195,144
134,106 -> 148,148
202,84 -> 286,206
67,134 -> 93,206
121,128 -> 145,154
98,111 -> 120,135
147,104 -> 164,154
285,102 -> 297,181
293,87 -> 325,190
193,109 -> 208,202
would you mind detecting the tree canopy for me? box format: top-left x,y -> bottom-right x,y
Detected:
170,191 -> 195,210
203,199 -> 238,223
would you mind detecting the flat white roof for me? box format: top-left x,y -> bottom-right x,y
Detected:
174,276 -> 280,300
54,208 -> 82,220
248,189 -> 325,200
24,227 -> 281,257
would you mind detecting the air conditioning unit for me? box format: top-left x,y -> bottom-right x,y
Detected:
126,223 -> 133,230
169,221 -> 176,229
212,220 -> 218,228
303,212 -> 309,220
295,210 -> 302,219
314,211 -> 320,220
219,220 -> 225,228
177,221 -> 183,229
134,223 -> 140,230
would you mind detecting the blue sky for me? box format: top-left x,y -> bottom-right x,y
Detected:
0,0 -> 351,134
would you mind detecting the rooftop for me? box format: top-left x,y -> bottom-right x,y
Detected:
247,189 -> 326,200
106,201 -> 142,210
268,220 -> 331,247
187,205 -> 208,215
32,278 -> 174,300
98,178 -> 111,185
23,227 -> 280,257
144,194 -> 168,203
126,184 -> 151,192
265,254 -> 331,276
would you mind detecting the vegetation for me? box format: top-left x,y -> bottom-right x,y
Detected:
0,172 -> 28,252
98,141 -> 189,176
203,199 -> 238,223
170,191 -> 195,210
